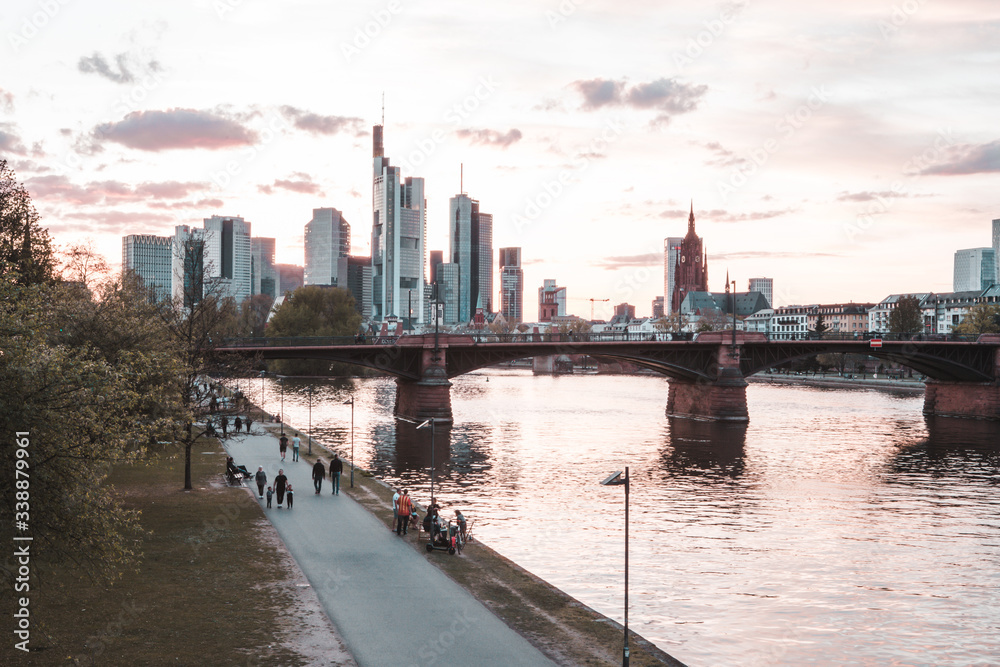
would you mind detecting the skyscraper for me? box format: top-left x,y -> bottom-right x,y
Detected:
953,248 -> 996,291
663,236 -> 683,315
748,277 -> 774,308
171,225 -> 205,308
122,234 -> 172,302
499,247 -> 523,323
671,203 -> 708,313
372,125 -> 425,323
993,218 -> 1000,286
304,207 -> 350,286
337,255 -> 373,319
203,215 -> 252,302
251,237 -> 279,299
449,193 -> 493,322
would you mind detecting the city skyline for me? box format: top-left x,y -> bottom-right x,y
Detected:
2,1 -> 998,317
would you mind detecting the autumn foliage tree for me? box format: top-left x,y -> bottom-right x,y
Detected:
265,285 -> 362,375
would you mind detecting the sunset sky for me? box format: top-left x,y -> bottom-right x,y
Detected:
2,0 -> 998,317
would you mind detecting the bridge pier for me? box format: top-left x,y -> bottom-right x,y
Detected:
666,333 -> 749,422
394,343 -> 454,423
923,380 -> 1000,421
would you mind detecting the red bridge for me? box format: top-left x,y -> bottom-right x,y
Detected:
216,332 -> 1000,423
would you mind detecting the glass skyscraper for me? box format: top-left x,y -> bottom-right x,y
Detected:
449,193 -> 493,323
122,234 -> 172,303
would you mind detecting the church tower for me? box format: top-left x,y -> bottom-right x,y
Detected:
671,201 -> 709,312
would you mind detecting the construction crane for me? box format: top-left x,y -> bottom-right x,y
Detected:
589,298 -> 610,321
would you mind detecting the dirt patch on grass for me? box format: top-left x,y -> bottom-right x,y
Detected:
26,439 -> 353,666
278,423 -> 686,667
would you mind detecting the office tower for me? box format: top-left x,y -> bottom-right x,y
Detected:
371,125 -> 426,323
251,237 -> 279,299
993,219 -> 1000,285
671,203 -> 708,313
429,250 -> 444,286
448,193 -> 493,322
663,236 -> 683,315
499,247 -> 523,323
122,234 -> 172,302
276,264 -> 304,295
614,303 -> 636,319
748,277 -> 774,308
538,279 -> 567,322
203,215 -> 252,302
337,255 -> 373,319
953,248 -> 996,291
171,225 -> 205,308
652,296 -> 664,319
304,208 -> 351,287
437,263 -> 460,324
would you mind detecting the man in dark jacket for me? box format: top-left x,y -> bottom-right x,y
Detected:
312,458 -> 325,494
330,454 -> 344,495
274,469 -> 288,507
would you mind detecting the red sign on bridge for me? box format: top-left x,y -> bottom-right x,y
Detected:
870,338 -> 883,348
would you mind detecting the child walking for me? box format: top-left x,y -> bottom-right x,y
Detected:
286,484 -> 294,509
266,486 -> 273,508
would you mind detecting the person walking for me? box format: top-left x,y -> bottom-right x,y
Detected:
330,454 -> 343,495
286,484 -> 294,509
396,490 -> 412,535
292,434 -> 301,462
234,416 -> 242,433
391,487 -> 400,531
279,433 -> 288,461
255,466 -> 267,498
274,469 -> 288,507
220,416 -> 228,438
245,415 -> 253,433
266,486 -> 273,508
312,458 -> 325,494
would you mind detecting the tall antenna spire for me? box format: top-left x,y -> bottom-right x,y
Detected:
381,92 -> 384,126
460,163 -> 464,195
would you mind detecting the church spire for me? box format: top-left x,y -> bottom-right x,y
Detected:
688,200 -> 695,233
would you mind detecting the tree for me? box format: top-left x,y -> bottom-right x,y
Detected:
888,295 -> 923,334
696,309 -> 728,332
814,313 -> 829,334
1,263 -> 182,585
654,310 -> 685,333
0,159 -> 55,285
238,293 -> 274,337
265,286 -> 362,375
953,303 -> 1000,335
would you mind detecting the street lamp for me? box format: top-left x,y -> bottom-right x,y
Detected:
601,467 -> 631,667
342,397 -> 355,487
279,375 -> 284,435
306,385 -> 314,455
417,418 -> 436,502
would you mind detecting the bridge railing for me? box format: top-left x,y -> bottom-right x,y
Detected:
764,332 -> 982,342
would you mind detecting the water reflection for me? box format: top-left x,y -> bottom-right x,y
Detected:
662,418 -> 748,479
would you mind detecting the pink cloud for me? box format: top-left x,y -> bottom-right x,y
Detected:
94,109 -> 258,151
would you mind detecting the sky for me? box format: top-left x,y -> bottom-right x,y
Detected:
2,0 -> 998,318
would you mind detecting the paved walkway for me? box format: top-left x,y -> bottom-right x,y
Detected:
224,428 -> 553,667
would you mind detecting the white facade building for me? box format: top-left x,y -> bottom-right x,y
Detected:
743,308 -> 774,334
203,215 -> 252,302
371,125 -> 426,323
770,306 -> 810,339
304,207 -> 351,287
122,234 -> 172,302
953,247 -> 996,292
748,277 -> 774,309
868,293 -> 931,333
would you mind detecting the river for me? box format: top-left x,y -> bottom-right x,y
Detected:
239,370 -> 1000,666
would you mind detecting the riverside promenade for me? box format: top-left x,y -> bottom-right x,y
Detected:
224,426 -> 554,667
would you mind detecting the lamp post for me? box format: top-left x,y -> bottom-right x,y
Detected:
417,418 -> 436,502
343,397 -> 355,487
307,385 -> 314,455
279,375 -> 284,435
730,279 -> 737,351
601,467 -> 630,667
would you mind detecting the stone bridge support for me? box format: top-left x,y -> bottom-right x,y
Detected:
666,334 -> 749,422
394,342 -> 453,423
922,344 -> 1000,420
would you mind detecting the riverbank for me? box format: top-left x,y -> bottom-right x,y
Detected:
29,437 -> 352,665
748,372 -> 926,393
264,418 -> 685,666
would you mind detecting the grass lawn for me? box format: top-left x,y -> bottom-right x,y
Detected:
26,437 -> 347,666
